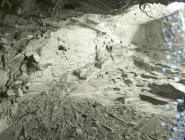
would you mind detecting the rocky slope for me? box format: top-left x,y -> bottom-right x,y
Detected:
0,3 -> 184,140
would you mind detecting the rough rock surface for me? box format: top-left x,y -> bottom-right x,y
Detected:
0,3 -> 183,140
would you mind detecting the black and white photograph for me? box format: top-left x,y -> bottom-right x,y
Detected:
0,0 -> 185,140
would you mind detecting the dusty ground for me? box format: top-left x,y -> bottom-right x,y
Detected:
0,3 -> 184,140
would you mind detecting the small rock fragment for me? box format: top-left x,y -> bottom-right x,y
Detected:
36,34 -> 42,39
124,79 -> 132,86
75,128 -> 83,136
20,61 -> 27,72
0,118 -> 8,132
13,81 -> 23,88
7,89 -> 15,96
0,68 -> 8,89
94,61 -> 103,69
27,34 -> 33,39
16,88 -> 24,98
14,31 -> 21,40
125,135 -> 130,140
73,69 -> 86,80
0,38 -> 8,44
16,7 -> 22,15
18,72 -> 29,81
33,53 -> 40,63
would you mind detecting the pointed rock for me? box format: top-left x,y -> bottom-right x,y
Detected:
33,53 -> 40,63
16,88 -> 24,98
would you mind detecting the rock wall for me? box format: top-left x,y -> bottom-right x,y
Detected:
0,0 -> 169,15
